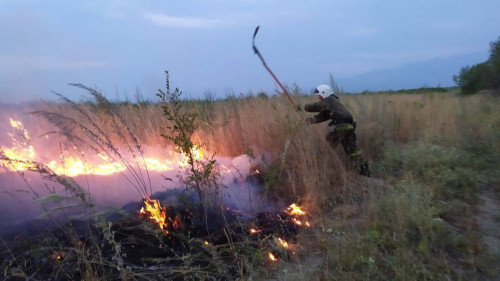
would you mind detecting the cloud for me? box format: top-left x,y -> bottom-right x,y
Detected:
143,12 -> 224,28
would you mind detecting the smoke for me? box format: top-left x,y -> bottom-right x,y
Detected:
0,152 -> 279,233
0,105 -> 281,234
217,154 -> 285,216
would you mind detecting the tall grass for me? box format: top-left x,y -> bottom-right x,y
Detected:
2,87 -> 499,280
37,88 -> 495,163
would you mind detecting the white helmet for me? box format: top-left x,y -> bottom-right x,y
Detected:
313,84 -> 333,99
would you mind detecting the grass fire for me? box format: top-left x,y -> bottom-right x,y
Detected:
0,78 -> 499,280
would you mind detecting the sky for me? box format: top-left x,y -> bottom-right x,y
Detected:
1,0 -> 499,103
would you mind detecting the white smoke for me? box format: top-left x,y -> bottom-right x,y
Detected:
0,105 -> 281,233
0,152 -> 279,232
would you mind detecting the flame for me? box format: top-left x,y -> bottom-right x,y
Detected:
52,251 -> 66,261
141,157 -> 175,171
177,145 -> 205,167
277,238 -> 288,248
1,118 -> 213,177
190,145 -> 204,160
288,203 -> 306,216
139,197 -> 167,230
249,228 -> 261,234
1,118 -> 37,171
2,145 -> 37,171
292,217 -> 302,226
9,118 -> 30,139
268,252 -> 278,262
287,203 -> 311,227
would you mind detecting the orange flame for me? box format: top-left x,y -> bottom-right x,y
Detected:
139,197 -> 167,230
292,217 -> 302,226
177,145 -> 204,167
190,145 -> 204,160
249,228 -> 261,234
288,203 -> 306,216
277,238 -> 289,248
9,118 -> 30,139
287,203 -> 311,227
269,252 -> 278,262
1,118 -> 37,171
1,118 -> 212,177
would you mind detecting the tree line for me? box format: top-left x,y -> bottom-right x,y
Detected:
454,36 -> 500,95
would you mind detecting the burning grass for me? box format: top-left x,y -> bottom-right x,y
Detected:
0,195 -> 311,280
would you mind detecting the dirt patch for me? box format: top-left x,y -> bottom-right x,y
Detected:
478,185 -> 500,258
477,183 -> 500,280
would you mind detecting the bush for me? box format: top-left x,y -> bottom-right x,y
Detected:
488,36 -> 500,90
453,62 -> 491,94
454,36 -> 500,94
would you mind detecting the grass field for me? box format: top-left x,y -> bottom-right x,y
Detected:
1,86 -> 499,280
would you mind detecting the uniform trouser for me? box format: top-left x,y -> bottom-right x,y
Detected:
326,124 -> 370,176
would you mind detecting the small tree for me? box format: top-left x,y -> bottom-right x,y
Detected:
454,36 -> 500,94
488,37 -> 500,90
156,71 -> 219,204
453,62 -> 491,94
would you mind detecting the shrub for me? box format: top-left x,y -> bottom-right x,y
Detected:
454,62 -> 491,95
488,36 -> 500,90
454,36 -> 500,94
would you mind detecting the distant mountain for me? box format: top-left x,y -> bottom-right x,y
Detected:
337,52 -> 488,93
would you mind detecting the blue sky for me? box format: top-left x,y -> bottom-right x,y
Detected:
1,0 -> 499,103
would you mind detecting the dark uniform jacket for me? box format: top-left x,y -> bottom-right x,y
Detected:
304,95 -> 353,125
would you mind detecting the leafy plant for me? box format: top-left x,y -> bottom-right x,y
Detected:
156,71 -> 219,204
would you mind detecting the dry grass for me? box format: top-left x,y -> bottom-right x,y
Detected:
3,87 -> 500,280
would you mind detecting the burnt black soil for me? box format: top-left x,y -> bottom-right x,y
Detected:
1,189 -> 300,281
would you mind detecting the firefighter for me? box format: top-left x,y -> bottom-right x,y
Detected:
301,84 -> 370,177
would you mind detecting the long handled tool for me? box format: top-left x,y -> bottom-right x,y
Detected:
252,26 -> 295,105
